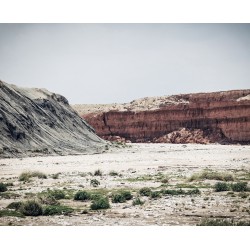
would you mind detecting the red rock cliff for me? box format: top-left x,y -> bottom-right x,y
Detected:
73,90 -> 250,144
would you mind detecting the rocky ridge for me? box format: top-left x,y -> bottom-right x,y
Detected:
72,89 -> 250,144
0,80 -> 107,158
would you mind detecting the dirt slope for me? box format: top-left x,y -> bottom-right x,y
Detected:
0,80 -> 107,158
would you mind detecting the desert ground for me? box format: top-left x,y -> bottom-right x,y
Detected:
0,143 -> 250,226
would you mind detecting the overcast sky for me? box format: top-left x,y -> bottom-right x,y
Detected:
0,24 -> 249,104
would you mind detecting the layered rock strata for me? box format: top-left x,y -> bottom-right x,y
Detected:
73,90 -> 250,144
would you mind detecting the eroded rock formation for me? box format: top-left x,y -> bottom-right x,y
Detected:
0,80 -> 106,158
73,90 -> 250,144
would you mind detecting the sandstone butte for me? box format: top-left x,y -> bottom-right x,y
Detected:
72,90 -> 250,144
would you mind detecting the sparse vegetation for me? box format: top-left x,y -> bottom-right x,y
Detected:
109,170 -> 119,176
19,171 -> 47,182
90,196 -> 110,210
111,190 -> 133,203
214,182 -> 230,192
0,192 -> 20,199
132,197 -> 144,206
43,205 -> 73,216
189,171 -> 234,182
74,191 -> 91,201
214,181 -> 248,192
48,189 -> 66,200
198,219 -> 250,226
0,183 -> 8,192
94,169 -> 102,176
139,187 -> 152,196
161,189 -> 185,195
6,201 -> 22,210
150,191 -> 161,199
0,209 -> 24,218
19,200 -> 43,216
90,179 -> 100,187
52,173 -> 60,179
38,193 -> 59,205
231,182 -> 248,192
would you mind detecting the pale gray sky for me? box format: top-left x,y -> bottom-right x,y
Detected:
0,24 -> 249,104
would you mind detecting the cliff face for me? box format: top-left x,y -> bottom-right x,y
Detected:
73,90 -> 250,144
0,80 -> 106,158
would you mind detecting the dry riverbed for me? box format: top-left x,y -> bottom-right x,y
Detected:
0,143 -> 250,226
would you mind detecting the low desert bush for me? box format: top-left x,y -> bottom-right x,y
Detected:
186,188 -> 201,195
90,196 -> 110,210
52,173 -> 60,179
231,182 -> 248,192
161,188 -> 200,196
94,169 -> 102,176
90,179 -> 100,187
38,193 -> 59,205
19,200 -> 43,216
19,171 -> 47,182
0,183 -> 7,192
139,187 -> 152,197
189,171 -> 234,182
109,171 -> 119,176
74,191 -> 91,201
0,209 -> 24,218
43,205 -> 73,216
132,197 -> 144,206
150,191 -> 161,199
112,193 -> 126,203
111,190 -> 132,203
161,189 -> 185,195
48,189 -> 66,200
6,201 -> 23,210
214,182 -> 230,192
214,182 -> 248,192
198,219 -> 250,226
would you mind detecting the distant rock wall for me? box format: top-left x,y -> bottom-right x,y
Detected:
78,90 -> 250,144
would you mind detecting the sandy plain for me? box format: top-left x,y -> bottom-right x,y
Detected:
0,143 -> 250,226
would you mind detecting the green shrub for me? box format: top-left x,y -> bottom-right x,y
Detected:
186,188 -> 201,195
90,179 -> 100,187
19,171 -> 47,182
214,182 -> 230,192
43,205 -> 73,216
139,187 -> 152,197
74,191 -> 91,201
52,173 -> 60,179
6,201 -> 22,210
90,197 -> 110,210
111,190 -> 133,203
198,219 -> 250,226
109,171 -> 119,176
49,190 -> 66,200
189,171 -> 234,182
38,193 -> 59,205
90,193 -> 103,201
112,193 -> 126,203
0,209 -> 24,218
132,197 -> 144,206
0,183 -> 7,192
19,172 -> 31,182
161,189 -> 185,195
19,200 -> 43,216
94,169 -> 102,176
150,191 -> 161,199
32,171 -> 47,179
231,182 -> 248,192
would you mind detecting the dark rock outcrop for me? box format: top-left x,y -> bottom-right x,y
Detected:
0,80 -> 107,158
73,90 -> 250,144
